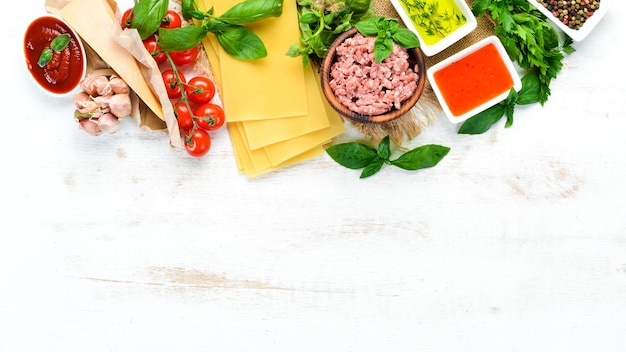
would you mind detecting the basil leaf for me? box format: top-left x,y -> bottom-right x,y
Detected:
214,24 -> 268,60
374,37 -> 393,63
504,104 -> 515,128
181,0 -> 196,20
355,17 -> 378,36
299,12 -> 319,24
50,34 -> 71,52
158,26 -> 209,52
377,136 -> 391,160
219,0 -> 283,25
37,48 -> 53,68
392,28 -> 420,48
132,0 -> 169,39
326,142 -> 377,169
360,157 -> 384,178
457,103 -> 507,135
345,0 -> 372,16
516,70 -> 541,105
390,145 -> 450,170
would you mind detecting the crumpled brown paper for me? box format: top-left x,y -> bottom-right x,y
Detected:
45,0 -> 182,147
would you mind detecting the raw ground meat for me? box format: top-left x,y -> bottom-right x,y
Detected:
329,33 -> 420,116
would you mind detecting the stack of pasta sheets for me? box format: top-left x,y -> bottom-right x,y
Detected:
198,0 -> 345,177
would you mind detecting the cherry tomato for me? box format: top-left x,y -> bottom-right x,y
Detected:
195,103 -> 225,131
174,101 -> 194,133
170,46 -> 199,66
184,128 -> 211,157
121,8 -> 134,29
162,69 -> 186,99
161,10 -> 182,29
185,76 -> 216,105
143,35 -> 166,64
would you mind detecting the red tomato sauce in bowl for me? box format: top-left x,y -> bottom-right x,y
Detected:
427,36 -> 521,124
23,15 -> 86,96
433,42 -> 513,117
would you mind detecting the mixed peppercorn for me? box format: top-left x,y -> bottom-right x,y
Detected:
538,0 -> 601,30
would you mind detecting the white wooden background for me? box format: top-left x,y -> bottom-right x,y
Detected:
2,1 -> 625,351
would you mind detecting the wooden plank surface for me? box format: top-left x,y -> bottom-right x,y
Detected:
2,1 -> 625,351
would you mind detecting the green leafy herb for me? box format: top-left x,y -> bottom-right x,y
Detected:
286,0 -> 375,67
458,0 -> 575,134
37,33 -> 71,68
133,0 -> 283,60
355,16 -> 420,63
326,136 -> 450,178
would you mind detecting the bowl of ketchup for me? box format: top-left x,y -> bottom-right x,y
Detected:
23,14 -> 86,97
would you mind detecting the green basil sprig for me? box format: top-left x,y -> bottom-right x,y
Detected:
355,16 -> 420,63
326,136 -> 450,178
286,0 -> 375,67
150,0 -> 283,60
37,33 -> 71,68
458,69 -> 544,135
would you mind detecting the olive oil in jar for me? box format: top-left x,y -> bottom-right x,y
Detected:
399,0 -> 467,45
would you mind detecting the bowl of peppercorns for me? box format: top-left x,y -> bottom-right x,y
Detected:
528,0 -> 613,41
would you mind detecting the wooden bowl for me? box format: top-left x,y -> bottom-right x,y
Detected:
320,28 -> 426,124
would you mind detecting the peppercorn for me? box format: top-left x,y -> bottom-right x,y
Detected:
539,0 -> 601,30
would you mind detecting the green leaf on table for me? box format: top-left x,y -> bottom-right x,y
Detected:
326,142 -> 378,169
390,145 -> 450,170
458,103 -> 507,135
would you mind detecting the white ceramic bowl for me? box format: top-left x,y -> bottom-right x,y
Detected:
427,36 -> 522,124
527,0 -> 613,41
390,0 -> 477,56
23,14 -> 87,98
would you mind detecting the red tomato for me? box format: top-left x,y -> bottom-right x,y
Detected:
184,128 -> 211,157
143,35 -> 166,64
121,8 -> 134,29
185,76 -> 216,104
162,69 -> 186,99
195,103 -> 225,131
174,101 -> 194,133
170,46 -> 199,66
161,10 -> 182,29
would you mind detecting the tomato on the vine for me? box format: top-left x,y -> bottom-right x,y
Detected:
162,69 -> 186,99
195,103 -> 225,131
160,10 -> 182,29
170,46 -> 199,66
143,35 -> 166,64
121,8 -> 134,29
184,128 -> 211,157
174,101 -> 194,133
185,76 -> 216,105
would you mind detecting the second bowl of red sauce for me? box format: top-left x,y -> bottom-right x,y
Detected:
24,14 -> 87,97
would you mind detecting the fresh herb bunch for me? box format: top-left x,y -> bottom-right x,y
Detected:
460,0 -> 575,134
400,0 -> 466,39
131,0 -> 283,61
326,136 -> 450,178
354,16 -> 420,63
286,0 -> 375,67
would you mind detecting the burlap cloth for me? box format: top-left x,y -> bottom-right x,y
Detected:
356,0 -> 495,145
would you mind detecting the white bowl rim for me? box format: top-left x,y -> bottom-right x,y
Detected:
24,14 -> 87,98
427,35 -> 523,124
389,0 -> 478,56
527,0 -> 613,42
